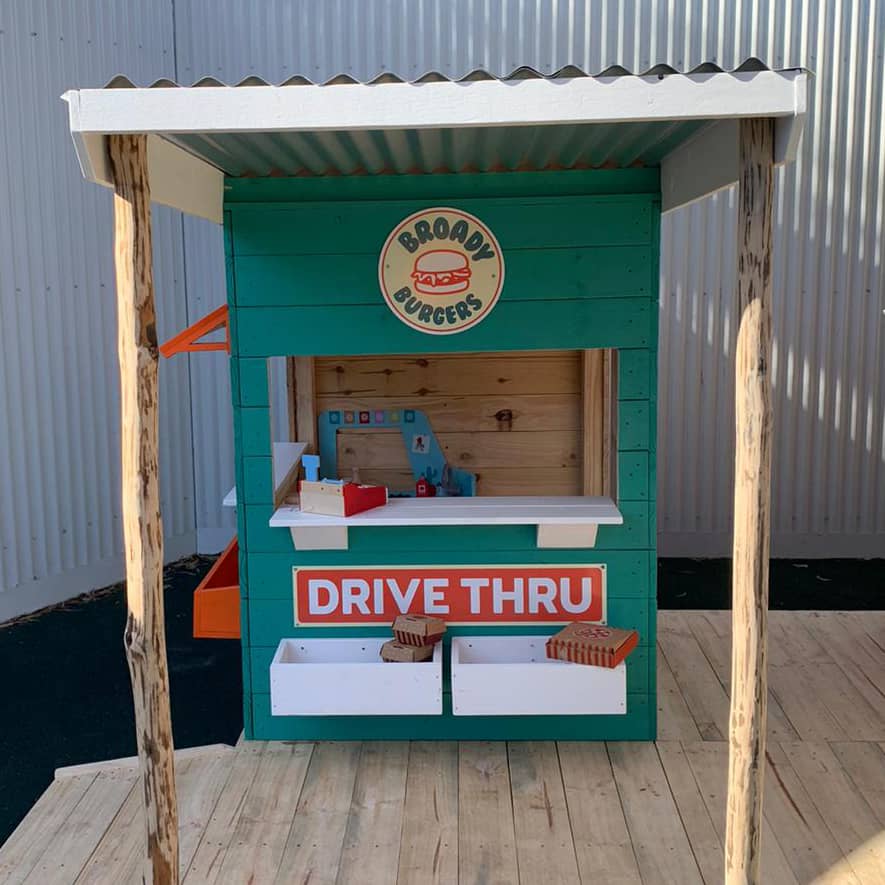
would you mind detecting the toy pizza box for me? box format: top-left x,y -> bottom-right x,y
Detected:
380,640 -> 434,663
392,614 -> 447,647
299,480 -> 388,517
546,623 -> 639,668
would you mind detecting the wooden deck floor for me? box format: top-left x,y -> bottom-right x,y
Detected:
2,611 -> 884,884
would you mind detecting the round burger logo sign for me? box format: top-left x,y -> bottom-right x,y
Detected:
378,207 -> 504,334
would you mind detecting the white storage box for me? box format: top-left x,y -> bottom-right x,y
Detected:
451,635 -> 626,716
270,638 -> 442,716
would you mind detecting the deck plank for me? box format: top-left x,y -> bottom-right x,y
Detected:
458,742 -> 519,885
176,751 -> 240,880
656,646 -> 703,741
507,742 -> 580,884
0,774 -> 98,885
769,662 -> 852,741
681,741 -> 798,885
212,742 -> 313,885
75,750 -> 235,885
20,770 -> 137,885
830,742 -> 885,827
336,742 -> 409,885
74,767 -> 162,885
761,743 -> 861,884
607,742 -> 704,884
274,742 -> 361,885
685,610 -> 801,742
782,742 -> 885,884
657,613 -> 729,741
183,742 -> 269,884
852,610 -> 885,649
797,612 -> 885,728
397,741 -> 458,885
655,742 -> 722,884
557,742 -> 641,885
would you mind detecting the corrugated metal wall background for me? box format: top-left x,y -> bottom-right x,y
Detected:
0,1 -> 196,620
1,1 -> 882,619
176,0 -> 885,558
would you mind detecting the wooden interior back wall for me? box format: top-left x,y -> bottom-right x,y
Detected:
314,350 -> 594,496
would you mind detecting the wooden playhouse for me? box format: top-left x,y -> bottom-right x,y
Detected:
62,64 -> 808,881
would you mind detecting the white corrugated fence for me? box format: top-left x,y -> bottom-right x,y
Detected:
1,0 -> 882,619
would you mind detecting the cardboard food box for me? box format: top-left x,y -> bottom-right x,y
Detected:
392,614 -> 447,647
299,480 -> 388,517
380,640 -> 435,663
546,623 -> 639,668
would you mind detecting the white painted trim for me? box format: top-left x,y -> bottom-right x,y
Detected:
64,72 -> 807,219
220,442 -> 306,512
536,523 -> 599,548
271,496 -> 623,528
65,71 -> 805,136
272,441 -> 307,492
63,93 -> 223,222
0,532 -> 195,624
147,136 -> 224,223
661,77 -> 809,213
289,525 -> 349,550
661,120 -> 739,212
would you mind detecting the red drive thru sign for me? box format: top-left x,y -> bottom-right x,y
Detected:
293,565 -> 606,626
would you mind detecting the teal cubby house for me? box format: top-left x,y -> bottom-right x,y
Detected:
64,67 -> 807,754
227,169 -> 660,740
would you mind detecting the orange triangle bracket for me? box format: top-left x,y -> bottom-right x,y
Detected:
160,304 -> 229,358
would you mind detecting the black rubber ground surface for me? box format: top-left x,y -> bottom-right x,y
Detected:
0,555 -> 881,845
0,556 -> 242,847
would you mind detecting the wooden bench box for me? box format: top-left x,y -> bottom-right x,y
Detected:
450,635 -> 626,716
269,638 -> 442,716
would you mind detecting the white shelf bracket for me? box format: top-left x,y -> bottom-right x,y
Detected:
536,524 -> 599,549
289,526 -> 349,551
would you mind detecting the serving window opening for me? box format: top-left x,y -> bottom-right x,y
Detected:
279,348 -> 618,503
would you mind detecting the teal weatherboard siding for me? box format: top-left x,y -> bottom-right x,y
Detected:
224,169 -> 660,741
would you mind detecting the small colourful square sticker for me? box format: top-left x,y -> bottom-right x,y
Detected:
404,409 -> 415,423
359,411 -> 371,424
344,411 -> 355,424
329,411 -> 341,425
374,410 -> 385,423
389,410 -> 400,423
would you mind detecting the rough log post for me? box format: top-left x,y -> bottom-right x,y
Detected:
108,133 -> 180,885
725,117 -> 774,885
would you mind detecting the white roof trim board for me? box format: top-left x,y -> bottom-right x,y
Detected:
63,66 -> 808,222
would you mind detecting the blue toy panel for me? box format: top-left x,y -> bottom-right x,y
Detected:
317,408 -> 476,497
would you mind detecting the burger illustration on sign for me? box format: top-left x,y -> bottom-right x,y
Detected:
378,207 -> 504,334
412,250 -> 471,295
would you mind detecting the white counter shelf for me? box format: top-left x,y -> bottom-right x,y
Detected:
269,495 -> 622,550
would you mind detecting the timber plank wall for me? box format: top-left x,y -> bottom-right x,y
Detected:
224,169 -> 660,740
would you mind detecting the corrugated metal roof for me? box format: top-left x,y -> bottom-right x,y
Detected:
167,119 -> 708,177
66,62 -> 806,185
101,57 -> 786,88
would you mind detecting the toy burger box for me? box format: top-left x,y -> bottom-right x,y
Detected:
392,614 -> 447,647
299,479 -> 387,517
546,623 -> 639,668
380,640 -> 435,663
